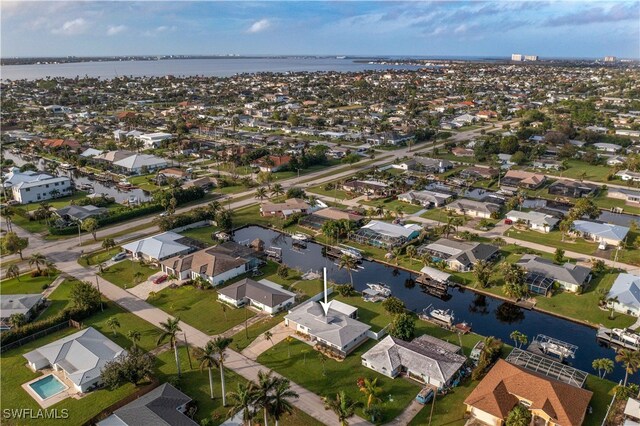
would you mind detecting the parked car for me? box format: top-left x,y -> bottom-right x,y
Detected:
111,252 -> 127,262
159,211 -> 169,217
504,218 -> 513,225
153,275 -> 168,284
416,388 -> 434,404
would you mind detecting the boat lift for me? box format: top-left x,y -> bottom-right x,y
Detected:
265,246 -> 282,261
528,334 -> 578,361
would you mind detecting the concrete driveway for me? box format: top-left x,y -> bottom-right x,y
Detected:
127,272 -> 176,299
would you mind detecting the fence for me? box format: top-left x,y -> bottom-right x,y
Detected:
170,220 -> 214,233
366,324 -> 391,341
0,321 -> 69,354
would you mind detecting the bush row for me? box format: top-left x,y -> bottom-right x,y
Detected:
49,204 -> 163,235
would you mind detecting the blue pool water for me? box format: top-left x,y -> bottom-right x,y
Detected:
29,375 -> 66,400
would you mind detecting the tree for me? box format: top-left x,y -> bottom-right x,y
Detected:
133,271 -> 145,285
256,370 -> 278,426
473,260 -> 493,289
157,317 -> 183,378
271,183 -> 284,198
568,198 -> 600,220
382,296 -> 405,315
212,336 -> 233,406
197,340 -> 218,399
285,336 -> 295,358
70,280 -> 101,310
264,331 -> 274,346
257,171 -> 274,188
616,349 -> 640,386
606,295 -> 619,319
554,248 -> 565,263
127,330 -> 141,348
406,245 -> 417,264
505,404 -> 531,426
102,238 -> 116,250
338,254 -> 357,286
9,313 -> 26,328
255,187 -> 268,201
82,218 -> 99,241
6,264 -> 20,281
100,347 -> 154,390
318,352 -> 328,376
502,264 -> 528,299
29,252 -> 47,273
267,378 -> 299,426
389,313 -> 415,341
1,232 -> 28,260
107,316 -> 121,337
227,382 -> 257,426
323,391 -> 361,426
358,377 -> 382,409
592,358 -> 614,379
509,330 -> 528,349
277,264 -> 289,279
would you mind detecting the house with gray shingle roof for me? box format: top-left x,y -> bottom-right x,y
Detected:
418,238 -> 500,272
0,294 -> 44,330
97,383 -> 197,426
218,278 -> 295,315
517,254 -> 592,293
607,273 -> 640,317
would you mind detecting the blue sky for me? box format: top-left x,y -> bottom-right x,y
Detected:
1,1 -> 638,58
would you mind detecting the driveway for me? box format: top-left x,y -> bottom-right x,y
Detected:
241,322 -> 293,360
127,272 -> 176,299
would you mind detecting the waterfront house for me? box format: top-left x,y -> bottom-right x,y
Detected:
397,190 -> 452,208
445,199 -> 500,219
616,169 -> 640,182
417,238 -> 499,272
352,220 -> 421,249
136,132 -> 173,149
500,170 -> 546,193
97,383 -> 197,426
606,273 -> 640,317
0,294 -> 44,330
361,335 -> 465,389
299,207 -> 363,230
3,168 -> 72,204
260,198 -> 310,218
284,300 -> 370,357
505,210 -> 559,233
122,232 -> 196,263
160,248 -> 248,286
218,278 -> 295,315
548,179 -> 598,198
24,327 -> 126,393
464,359 -> 592,426
516,254 -> 592,293
571,220 -> 630,247
607,187 -> 640,205
113,154 -> 168,175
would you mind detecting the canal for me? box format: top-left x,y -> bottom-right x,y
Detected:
234,225 -> 635,383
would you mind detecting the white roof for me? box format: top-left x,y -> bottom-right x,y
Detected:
608,274 -> 640,308
0,294 -> 43,318
139,132 -> 173,140
80,148 -> 104,157
506,210 -> 559,227
361,220 -> 421,238
419,266 -> 451,283
14,176 -> 70,190
572,220 -> 630,242
113,154 -> 167,170
122,232 -> 191,260
3,168 -> 54,188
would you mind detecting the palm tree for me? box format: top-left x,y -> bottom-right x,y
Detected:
6,264 -> 20,281
9,313 -> 26,328
405,245 -> 417,264
255,187 -> 268,201
285,336 -> 295,358
394,205 -> 404,219
106,316 -> 120,337
267,378 -> 299,426
157,317 -> 183,377
318,352 -> 328,376
323,391 -> 360,426
197,340 -> 218,399
127,330 -> 141,348
256,370 -> 278,426
133,271 -> 145,285
592,358 -> 614,379
264,331 -> 274,346
29,253 -> 47,273
301,349 -> 309,365
616,349 -> 640,386
473,260 -> 493,289
227,382 -> 257,426
271,183 -> 284,198
102,238 -> 116,250
359,377 -> 382,409
212,336 -> 233,406
338,254 -> 357,286
509,330 -> 527,349
606,296 -> 619,319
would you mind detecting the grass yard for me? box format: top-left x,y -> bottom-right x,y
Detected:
408,378 -> 479,426
593,192 -> 640,215
9,212 -> 49,234
179,224 -> 220,244
147,285 -> 256,335
305,182 -> 355,200
99,260 -> 158,289
37,278 -> 78,320
0,272 -> 58,294
505,228 -> 598,256
420,208 -> 468,224
216,184 -> 252,195
231,313 -> 286,351
257,338 -> 421,424
78,247 -> 122,267
361,198 -> 424,215
584,375 -> 617,426
548,159 -> 612,183
233,204 -> 283,229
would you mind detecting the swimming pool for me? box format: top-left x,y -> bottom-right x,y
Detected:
29,375 -> 67,400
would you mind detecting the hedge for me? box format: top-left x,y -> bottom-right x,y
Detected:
49,204 -> 163,235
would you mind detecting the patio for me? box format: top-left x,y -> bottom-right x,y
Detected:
21,368 -> 83,409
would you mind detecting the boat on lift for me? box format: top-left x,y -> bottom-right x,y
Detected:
430,308 -> 455,325
366,282 -> 391,297
291,232 -> 310,242
612,328 -> 640,346
340,246 -> 363,260
540,341 -> 575,359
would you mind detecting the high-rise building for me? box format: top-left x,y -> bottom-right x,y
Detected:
524,55 -> 538,61
511,54 -> 523,61
604,56 -> 617,62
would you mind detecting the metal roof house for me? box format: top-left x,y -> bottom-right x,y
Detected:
571,220 -> 630,247
24,327 -> 126,393
516,254 -> 592,294
361,335 -> 465,389
607,273 -> 640,317
352,220 -> 422,249
97,383 -> 197,426
218,278 -> 295,315
505,210 -> 559,233
445,199 -> 500,219
122,232 -> 196,262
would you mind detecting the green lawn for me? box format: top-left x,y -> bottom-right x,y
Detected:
37,278 -> 77,320
594,192 -> 640,215
420,209 -> 468,224
147,285 -> 256,335
99,260 -> 158,289
408,378 -> 479,426
305,182 -> 355,200
546,159 -> 612,183
233,204 -> 282,229
505,228 -> 598,256
10,212 -> 49,234
0,301 -> 159,426
361,198 -> 423,215
217,184 -> 253,195
231,313 -> 286,351
257,338 -> 421,424
78,247 -> 122,267
333,294 -> 393,333
0,272 -> 57,294
179,225 -> 220,244
584,375 -> 617,426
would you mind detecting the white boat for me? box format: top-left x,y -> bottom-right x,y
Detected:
540,342 -> 575,359
291,232 -> 310,242
340,247 -> 363,260
366,283 -> 391,297
59,163 -> 76,170
612,328 -> 640,346
430,308 -> 455,325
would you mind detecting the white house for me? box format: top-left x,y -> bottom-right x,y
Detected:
122,232 -> 194,262
617,170 -> 640,182
113,154 -> 168,175
505,210 -> 559,233
3,168 -> 72,204
24,327 -> 125,393
571,220 -> 630,247
607,273 -> 640,317
0,294 -> 44,330
136,132 -> 173,149
161,248 -> 247,286
218,278 -> 295,314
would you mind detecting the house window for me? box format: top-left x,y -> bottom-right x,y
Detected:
519,400 -> 532,408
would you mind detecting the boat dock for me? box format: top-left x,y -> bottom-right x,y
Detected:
597,327 -> 640,351
416,275 -> 448,297
265,246 -> 282,261
527,334 -> 577,362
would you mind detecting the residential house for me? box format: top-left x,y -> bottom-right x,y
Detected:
617,170 -> 640,182
607,187 -> 640,205
252,155 -> 292,172
342,180 -> 390,197
54,205 -> 108,223
462,188 -> 506,205
451,147 -> 475,157
517,254 -> 592,294
505,210 -> 559,233
41,138 -> 81,151
594,142 -> 622,153
3,168 -> 72,204
571,220 -> 630,247
113,154 -> 168,175
0,294 -> 44,330
532,159 -> 562,171
97,383 -> 198,426
464,359 -> 592,426
606,273 -> 640,317
284,300 -> 370,356
408,157 -> 453,173
476,110 -> 498,120
24,327 -> 126,393
260,198 -> 310,218
417,238 -> 499,272
607,156 -> 627,166
397,190 -> 452,208
93,150 -> 136,165
161,248 -> 248,286
445,199 -> 500,219
299,207 -> 363,230
352,220 -> 422,249
137,132 -> 173,149
548,179 -> 598,198
218,278 -> 296,315
460,167 -> 498,180
122,232 -> 196,263
501,170 -> 546,193
361,335 -> 465,389
182,176 -> 217,191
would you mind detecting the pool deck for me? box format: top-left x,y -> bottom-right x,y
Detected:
21,367 -> 82,408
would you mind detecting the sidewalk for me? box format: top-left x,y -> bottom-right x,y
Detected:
241,322 -> 292,360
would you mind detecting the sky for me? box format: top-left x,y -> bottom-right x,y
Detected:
1,1 -> 639,59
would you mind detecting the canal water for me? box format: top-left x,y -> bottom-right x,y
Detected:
234,225 -> 635,383
3,152 -> 151,203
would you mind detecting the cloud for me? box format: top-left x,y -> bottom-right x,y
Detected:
142,25 -> 177,36
545,2 -> 640,27
51,18 -> 89,35
106,25 -> 126,36
247,19 -> 271,33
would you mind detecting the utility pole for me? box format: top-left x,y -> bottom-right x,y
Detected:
184,332 -> 193,370
95,275 -> 103,311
